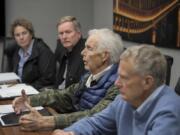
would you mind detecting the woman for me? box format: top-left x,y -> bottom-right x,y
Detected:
10,18 -> 56,90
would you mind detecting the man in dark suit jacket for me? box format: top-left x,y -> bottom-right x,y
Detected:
54,16 -> 86,89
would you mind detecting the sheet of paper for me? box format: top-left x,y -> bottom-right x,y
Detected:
0,83 -> 39,98
0,72 -> 20,83
0,104 -> 43,114
0,104 -> 14,114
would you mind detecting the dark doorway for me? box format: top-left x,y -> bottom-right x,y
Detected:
0,0 -> 5,36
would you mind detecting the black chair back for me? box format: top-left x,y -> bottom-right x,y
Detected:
0,37 -> 4,72
175,77 -> 180,95
1,37 -> 17,72
164,55 -> 173,85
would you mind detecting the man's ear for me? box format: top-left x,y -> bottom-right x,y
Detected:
101,51 -> 110,62
143,75 -> 154,90
77,31 -> 82,39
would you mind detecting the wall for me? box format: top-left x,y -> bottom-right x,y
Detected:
5,0 -> 180,87
94,0 -> 180,88
5,0 -> 93,51
93,0 -> 112,29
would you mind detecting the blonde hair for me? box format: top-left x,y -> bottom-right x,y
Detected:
57,16 -> 81,32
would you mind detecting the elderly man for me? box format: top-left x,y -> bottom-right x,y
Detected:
54,16 -> 86,89
12,28 -> 124,131
53,45 -> 180,135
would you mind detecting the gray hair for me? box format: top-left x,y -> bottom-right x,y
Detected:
88,28 -> 124,64
57,16 -> 81,32
120,45 -> 167,87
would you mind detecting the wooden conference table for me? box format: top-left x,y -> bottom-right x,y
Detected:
0,99 -> 55,135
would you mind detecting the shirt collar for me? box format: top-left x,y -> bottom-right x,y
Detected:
86,65 -> 113,87
135,84 -> 165,116
18,39 -> 34,57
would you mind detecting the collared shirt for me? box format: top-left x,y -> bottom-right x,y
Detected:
64,84 -> 180,135
86,65 -> 113,87
18,39 -> 34,81
58,59 -> 68,89
135,84 -> 165,116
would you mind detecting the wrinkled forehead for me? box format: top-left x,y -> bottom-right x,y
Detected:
85,35 -> 99,47
118,58 -> 136,74
58,21 -> 76,31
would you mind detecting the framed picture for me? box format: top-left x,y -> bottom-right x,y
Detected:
113,0 -> 180,49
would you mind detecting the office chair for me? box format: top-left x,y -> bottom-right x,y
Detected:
1,37 -> 17,72
164,55 -> 173,85
175,77 -> 180,95
0,37 -> 4,72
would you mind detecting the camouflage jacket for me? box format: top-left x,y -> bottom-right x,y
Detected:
30,79 -> 119,129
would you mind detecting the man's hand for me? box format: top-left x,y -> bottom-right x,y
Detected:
19,103 -> 55,131
12,89 -> 30,114
52,129 -> 75,135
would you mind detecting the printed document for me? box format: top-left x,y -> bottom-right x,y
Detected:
0,72 -> 20,84
0,83 -> 39,98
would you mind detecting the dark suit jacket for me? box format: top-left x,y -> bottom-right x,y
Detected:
12,38 -> 56,89
54,38 -> 86,88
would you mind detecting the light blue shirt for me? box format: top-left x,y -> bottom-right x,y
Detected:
65,85 -> 180,135
18,39 -> 34,81
135,85 -> 165,116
